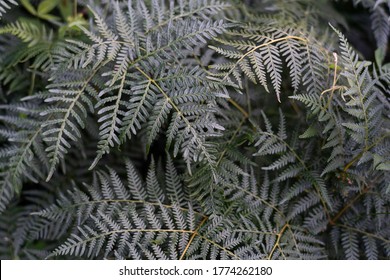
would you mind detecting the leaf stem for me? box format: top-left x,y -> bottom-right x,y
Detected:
267,223 -> 288,259
179,216 -> 208,260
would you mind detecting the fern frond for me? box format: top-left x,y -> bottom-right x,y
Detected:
0,0 -> 17,19
1,0 -> 389,261
210,23 -> 313,102
253,110 -> 333,213
0,19 -> 50,47
0,102 -> 49,211
348,0 -> 390,50
41,68 -> 101,180
42,1 -> 228,178
36,159 -> 262,259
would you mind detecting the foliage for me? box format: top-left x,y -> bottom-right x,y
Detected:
0,0 -> 17,19
0,0 -> 389,260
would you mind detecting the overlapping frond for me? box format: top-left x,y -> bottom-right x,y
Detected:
349,0 -> 390,50
253,110 -> 333,210
210,24 -> 327,102
36,159 -> 262,259
41,68 -> 102,180
0,102 -> 49,212
0,19 -> 50,47
43,0 -> 229,178
0,0 -> 389,261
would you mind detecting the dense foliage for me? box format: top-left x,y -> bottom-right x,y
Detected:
0,0 -> 389,260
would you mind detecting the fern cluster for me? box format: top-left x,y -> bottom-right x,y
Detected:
0,0 -> 389,260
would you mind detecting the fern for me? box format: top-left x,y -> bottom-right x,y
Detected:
346,0 -> 390,50
0,0 -> 17,19
209,14 -> 327,102
36,158 -> 264,260
0,19 -> 50,47
0,0 -> 389,260
41,1 -> 229,180
0,102 -> 49,212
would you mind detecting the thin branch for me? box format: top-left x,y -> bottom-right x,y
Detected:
179,216 -> 208,260
267,223 -> 288,259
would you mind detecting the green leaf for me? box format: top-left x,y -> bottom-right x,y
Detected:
375,47 -> 386,67
299,125 -> 318,139
20,0 -> 36,15
59,0 -> 73,19
37,13 -> 60,21
37,0 -> 59,15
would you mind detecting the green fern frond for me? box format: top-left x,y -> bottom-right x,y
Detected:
0,19 -> 51,47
